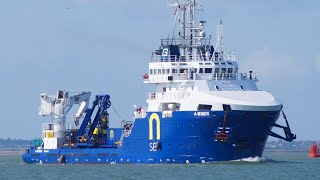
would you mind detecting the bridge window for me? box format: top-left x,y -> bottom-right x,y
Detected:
221,68 -> 226,74
194,68 -> 197,73
197,104 -> 212,110
153,69 -> 157,74
162,69 -> 165,74
172,69 -> 177,73
199,68 -> 203,73
180,68 -> 187,73
150,69 -> 153,74
228,68 -> 233,74
166,69 -> 170,74
205,68 -> 212,73
158,69 -> 161,74
214,68 -> 220,74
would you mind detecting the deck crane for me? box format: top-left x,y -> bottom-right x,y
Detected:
38,90 -> 91,149
76,94 -> 111,146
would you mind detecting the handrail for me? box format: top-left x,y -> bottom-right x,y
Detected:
151,54 -> 235,62
160,37 -> 212,46
144,72 -> 258,83
147,92 -> 191,100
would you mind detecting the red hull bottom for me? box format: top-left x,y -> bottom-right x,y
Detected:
309,154 -> 320,158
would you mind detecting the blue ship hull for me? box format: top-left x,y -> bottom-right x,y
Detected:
22,110 -> 280,164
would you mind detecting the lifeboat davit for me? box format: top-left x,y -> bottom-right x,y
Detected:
309,144 -> 320,158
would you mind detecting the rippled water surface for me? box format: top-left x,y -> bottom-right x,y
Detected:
1,152 -> 319,179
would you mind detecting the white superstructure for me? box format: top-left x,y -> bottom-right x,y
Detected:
144,0 -> 281,113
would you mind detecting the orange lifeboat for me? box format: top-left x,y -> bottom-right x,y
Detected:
309,144 -> 320,158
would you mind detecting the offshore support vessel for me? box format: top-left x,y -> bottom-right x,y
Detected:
22,0 -> 296,164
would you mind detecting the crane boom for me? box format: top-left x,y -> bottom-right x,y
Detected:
38,90 -> 91,148
76,94 -> 111,142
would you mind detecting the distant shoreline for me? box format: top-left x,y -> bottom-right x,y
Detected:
0,150 -> 23,155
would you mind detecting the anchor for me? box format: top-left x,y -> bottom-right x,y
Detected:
266,111 -> 296,142
214,104 -> 232,142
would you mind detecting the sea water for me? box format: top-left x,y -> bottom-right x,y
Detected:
0,152 -> 319,179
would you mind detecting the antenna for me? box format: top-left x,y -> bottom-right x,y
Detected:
166,0 -> 207,58
168,1 -> 197,49
167,0 -> 179,6
215,20 -> 224,60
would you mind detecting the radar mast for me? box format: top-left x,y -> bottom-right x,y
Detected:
168,0 -> 204,58
215,20 -> 224,61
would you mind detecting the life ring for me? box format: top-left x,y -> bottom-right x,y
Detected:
143,74 -> 149,79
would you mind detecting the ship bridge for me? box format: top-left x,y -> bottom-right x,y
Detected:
144,46 -> 258,84
143,18 -> 258,84
144,58 -> 259,84
143,0 -> 259,104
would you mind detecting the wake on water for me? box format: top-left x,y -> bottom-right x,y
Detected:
32,156 -> 274,165
233,156 -> 272,163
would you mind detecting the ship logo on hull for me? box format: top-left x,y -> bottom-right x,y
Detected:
149,113 -> 160,140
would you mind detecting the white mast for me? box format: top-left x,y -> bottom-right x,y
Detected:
215,20 -> 224,61
168,0 -> 201,58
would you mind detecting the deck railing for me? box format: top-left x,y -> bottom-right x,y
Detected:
147,92 -> 191,100
151,54 -> 235,62
144,72 -> 258,83
160,37 -> 212,47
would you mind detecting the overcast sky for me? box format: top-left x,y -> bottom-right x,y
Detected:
0,0 -> 319,140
